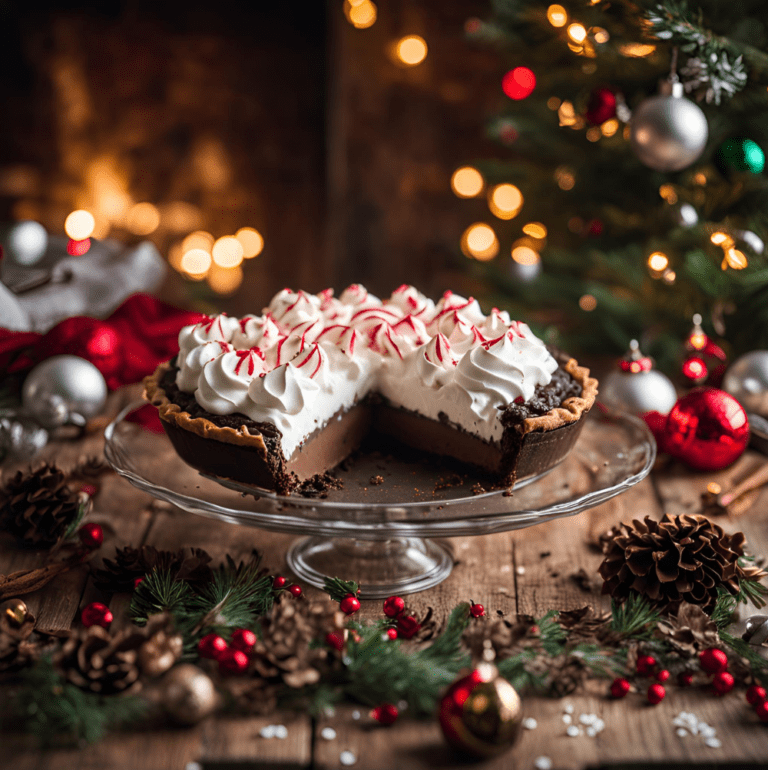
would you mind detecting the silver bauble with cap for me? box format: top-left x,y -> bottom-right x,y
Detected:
600,340 -> 678,415
630,81 -> 708,172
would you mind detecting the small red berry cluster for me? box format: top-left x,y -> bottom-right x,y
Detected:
198,628 -> 258,675
272,575 -> 303,598
746,684 -> 768,723
383,595 -> 423,640
609,648 -> 739,706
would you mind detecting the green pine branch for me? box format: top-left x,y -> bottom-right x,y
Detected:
323,577 -> 360,603
129,568 -> 195,626
610,594 -> 661,638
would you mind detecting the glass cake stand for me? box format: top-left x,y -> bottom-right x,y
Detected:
104,403 -> 655,597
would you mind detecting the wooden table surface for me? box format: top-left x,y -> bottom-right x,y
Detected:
3,388 -> 768,770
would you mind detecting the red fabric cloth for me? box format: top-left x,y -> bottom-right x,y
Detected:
0,294 -> 203,390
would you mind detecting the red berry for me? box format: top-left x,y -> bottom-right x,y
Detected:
469,602 -> 485,618
755,700 -> 768,722
133,576 -> 144,589
528,625 -> 540,635
746,685 -> 767,705
699,648 -> 728,675
712,671 -> 735,696
81,602 -> 112,629
325,631 -> 344,651
387,628 -> 398,640
80,483 -> 98,497
371,703 -> 398,725
647,683 -> 666,705
397,615 -> 421,639
678,672 -> 694,687
636,655 -> 657,676
656,669 -> 670,683
610,677 -> 630,699
198,633 -> 228,660
288,584 -> 302,598
218,648 -> 249,675
272,576 -> 287,589
340,595 -> 361,615
230,628 -> 257,654
78,522 -> 104,549
382,596 -> 405,618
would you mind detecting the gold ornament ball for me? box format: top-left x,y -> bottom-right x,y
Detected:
439,663 -> 523,758
160,664 -> 217,725
0,598 -> 29,628
139,631 -> 184,678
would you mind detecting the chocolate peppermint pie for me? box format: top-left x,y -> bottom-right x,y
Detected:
144,285 -> 598,494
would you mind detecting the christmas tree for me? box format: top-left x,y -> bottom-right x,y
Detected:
460,0 -> 768,371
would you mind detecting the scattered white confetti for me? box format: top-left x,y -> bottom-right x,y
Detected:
352,710 -> 361,720
516,566 -> 526,575
398,700 -> 408,711
534,757 -> 553,770
340,750 -> 357,766
321,727 -> 337,741
562,714 -> 572,724
593,719 -> 605,733
500,564 -> 512,573
705,737 -> 722,749
676,728 -> 688,738
579,713 -> 596,725
259,726 -> 276,739
185,763 -> 202,770
566,725 -> 581,737
274,725 -> 288,739
523,717 -> 538,730
342,656 -> 352,666
586,727 -> 597,738
564,703 -> 574,714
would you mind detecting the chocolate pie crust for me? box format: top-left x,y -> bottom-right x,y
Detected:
144,357 -> 597,495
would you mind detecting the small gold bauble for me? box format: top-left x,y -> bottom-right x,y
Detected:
439,663 -> 523,758
0,598 -> 29,628
160,664 -> 217,725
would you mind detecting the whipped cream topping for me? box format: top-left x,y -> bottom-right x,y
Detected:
175,285 -> 560,456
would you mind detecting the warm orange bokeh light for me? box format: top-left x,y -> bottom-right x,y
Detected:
396,36 -> 428,66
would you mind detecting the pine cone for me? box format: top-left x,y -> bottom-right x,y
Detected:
130,613 -> 183,678
55,626 -> 143,694
462,613 -> 532,661
0,608 -> 37,671
656,602 -> 720,657
70,455 -> 111,481
557,606 -> 618,645
598,514 -> 760,613
92,545 -> 213,592
0,464 -> 89,548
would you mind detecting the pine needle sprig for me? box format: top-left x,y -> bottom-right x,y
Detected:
718,630 -> 768,688
323,577 -> 360,603
129,569 -> 194,626
610,594 -> 660,638
537,609 -> 567,656
14,657 -> 147,745
62,499 -> 89,542
738,577 -> 768,610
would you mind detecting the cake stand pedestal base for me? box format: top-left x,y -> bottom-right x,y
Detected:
286,536 -> 453,598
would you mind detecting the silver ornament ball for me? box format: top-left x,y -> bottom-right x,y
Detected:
601,369 -> 678,416
22,355 -> 108,429
723,351 -> 768,415
0,413 -> 48,460
742,615 -> 768,647
630,84 -> 708,172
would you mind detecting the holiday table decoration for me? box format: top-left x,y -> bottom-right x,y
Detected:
160,664 -> 218,725
599,340 -> 677,416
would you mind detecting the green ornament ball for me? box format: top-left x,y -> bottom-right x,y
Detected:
715,138 -> 765,175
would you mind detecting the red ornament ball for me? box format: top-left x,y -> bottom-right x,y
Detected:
387,628 -> 398,640
198,633 -> 228,660
78,522 -> 104,550
682,356 -> 708,384
746,685 -> 767,705
636,654 -> 657,676
610,677 -> 631,698
647,683 -> 666,705
502,67 -> 536,100
287,584 -> 303,598
230,628 -> 257,654
699,648 -> 728,675
678,672 -> 694,687
755,699 -> 768,722
325,631 -> 344,651
585,87 -> 617,125
81,602 -> 113,629
383,596 -> 405,618
67,238 -> 91,257
663,388 -> 749,471
133,576 -> 144,589
469,602 -> 485,618
371,703 -> 399,725
712,671 -> 735,695
272,576 -> 287,589
397,615 -> 421,639
218,648 -> 249,676
656,669 -> 670,683
340,594 -> 361,615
